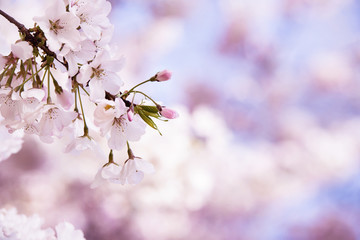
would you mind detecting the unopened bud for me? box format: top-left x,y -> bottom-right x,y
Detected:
127,107 -> 134,121
160,107 -> 178,119
155,70 -> 172,82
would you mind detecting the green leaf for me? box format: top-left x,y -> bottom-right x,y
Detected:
138,110 -> 157,130
139,105 -> 159,113
138,110 -> 162,135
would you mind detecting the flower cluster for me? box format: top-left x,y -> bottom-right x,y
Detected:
0,0 -> 177,186
0,208 -> 85,240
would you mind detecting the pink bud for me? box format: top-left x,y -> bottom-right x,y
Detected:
160,107 -> 178,119
155,70 -> 172,82
127,108 -> 134,122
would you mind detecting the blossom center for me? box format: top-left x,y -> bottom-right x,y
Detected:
45,108 -> 60,120
91,65 -> 105,79
49,19 -> 64,34
113,116 -> 127,132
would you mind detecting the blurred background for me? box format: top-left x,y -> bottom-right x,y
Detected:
1,0 -> 360,239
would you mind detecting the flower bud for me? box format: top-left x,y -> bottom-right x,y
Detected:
127,108 -> 134,122
155,70 -> 172,82
160,107 -> 178,119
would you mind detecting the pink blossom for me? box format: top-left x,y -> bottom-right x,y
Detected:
69,0 -> 112,41
127,107 -> 134,122
33,0 -> 82,51
155,70 -> 172,82
90,163 -> 122,188
56,90 -> 74,110
55,222 -> 85,240
119,157 -> 155,185
93,98 -> 126,136
78,51 -> 124,101
160,107 -> 179,119
38,106 -> 78,143
11,41 -> 33,61
107,115 -> 146,151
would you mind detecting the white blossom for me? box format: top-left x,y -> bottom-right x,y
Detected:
119,157 -> 155,185
108,114 -> 146,151
91,163 -> 122,188
65,136 -> 97,153
78,51 -> 124,101
94,98 -> 146,150
0,90 -> 23,126
11,41 -> 33,61
59,40 -> 96,77
37,105 -> 78,143
0,208 -> 86,240
0,125 -> 23,162
69,0 -> 112,40
34,0 -> 82,52
55,222 -> 85,240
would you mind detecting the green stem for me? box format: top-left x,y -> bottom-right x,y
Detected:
17,64 -> 46,89
0,64 -> 11,82
46,67 -> 51,104
74,86 -> 78,112
132,91 -> 159,106
120,78 -> 153,98
5,64 -> 17,88
29,59 -> 36,83
80,85 -> 90,96
126,141 -> 135,159
40,67 -> 48,87
77,87 -> 89,136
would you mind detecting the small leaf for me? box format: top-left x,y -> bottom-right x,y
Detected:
138,110 -> 157,130
138,110 -> 162,135
139,105 -> 159,113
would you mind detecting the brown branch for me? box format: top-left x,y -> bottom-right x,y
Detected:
0,9 -> 66,67
105,91 -> 134,107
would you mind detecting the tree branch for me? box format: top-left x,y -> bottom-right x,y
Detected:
0,9 -> 66,66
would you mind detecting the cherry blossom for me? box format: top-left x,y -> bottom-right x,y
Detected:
0,0 -> 176,190
33,0 -> 82,51
21,88 -> 46,110
55,222 -> 85,240
94,98 -> 146,150
108,115 -> 146,151
0,91 -> 23,126
93,98 -> 126,136
0,208 -> 86,240
78,51 -> 124,101
0,125 -> 23,162
55,89 -> 74,110
69,0 -> 112,40
11,41 -> 33,61
90,163 -> 122,188
59,40 -> 97,77
64,136 -> 96,152
37,105 -> 78,143
119,157 -> 155,185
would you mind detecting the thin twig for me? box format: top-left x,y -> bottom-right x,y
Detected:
0,9 -> 66,67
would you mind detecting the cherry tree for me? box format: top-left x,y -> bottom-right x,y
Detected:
0,0 -> 177,187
